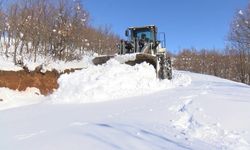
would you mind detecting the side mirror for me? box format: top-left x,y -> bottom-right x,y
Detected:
125,30 -> 129,37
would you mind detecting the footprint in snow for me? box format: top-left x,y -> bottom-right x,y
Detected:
178,99 -> 193,112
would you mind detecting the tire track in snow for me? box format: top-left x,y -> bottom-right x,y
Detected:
76,122 -> 193,150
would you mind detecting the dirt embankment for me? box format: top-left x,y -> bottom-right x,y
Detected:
0,68 -> 80,95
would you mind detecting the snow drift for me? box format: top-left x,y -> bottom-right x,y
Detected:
50,58 -> 191,104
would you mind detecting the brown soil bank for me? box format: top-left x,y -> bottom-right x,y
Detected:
0,68 -> 79,95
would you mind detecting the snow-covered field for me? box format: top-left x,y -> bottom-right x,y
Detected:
0,55 -> 250,150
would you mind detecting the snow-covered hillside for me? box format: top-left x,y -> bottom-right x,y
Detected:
0,53 -> 94,72
0,56 -> 250,150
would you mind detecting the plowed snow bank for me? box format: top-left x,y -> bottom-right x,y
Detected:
50,59 -> 191,104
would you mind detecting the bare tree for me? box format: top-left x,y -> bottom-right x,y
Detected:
228,6 -> 250,84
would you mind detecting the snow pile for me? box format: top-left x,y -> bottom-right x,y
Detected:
0,53 -> 191,109
113,53 -> 137,63
50,59 -> 191,104
0,87 -> 44,110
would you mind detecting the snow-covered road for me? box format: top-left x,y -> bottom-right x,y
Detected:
1,70 -> 250,150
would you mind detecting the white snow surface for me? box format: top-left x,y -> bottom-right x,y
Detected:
1,54 -> 250,150
0,87 -> 44,110
0,53 -> 94,72
0,56 -> 23,71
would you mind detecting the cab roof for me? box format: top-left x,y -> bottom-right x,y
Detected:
128,25 -> 157,31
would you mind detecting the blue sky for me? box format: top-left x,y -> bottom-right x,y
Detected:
83,0 -> 249,53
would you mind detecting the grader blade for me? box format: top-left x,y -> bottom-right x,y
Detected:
92,55 -> 115,65
92,54 -> 157,69
125,53 -> 157,69
92,53 -> 171,80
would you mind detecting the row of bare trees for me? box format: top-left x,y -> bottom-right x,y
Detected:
0,0 -> 119,63
174,48 -> 249,84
